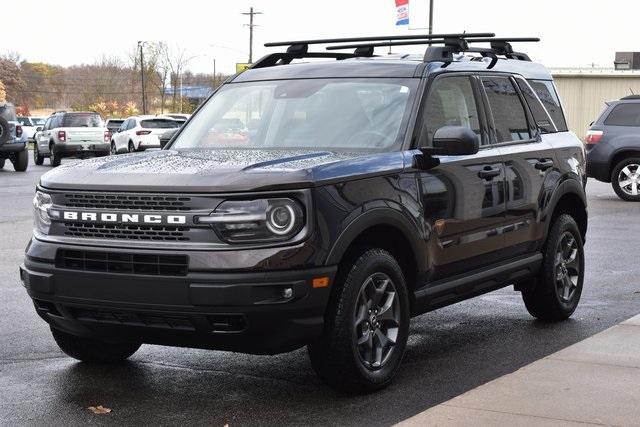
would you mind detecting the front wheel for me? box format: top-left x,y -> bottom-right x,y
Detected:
308,249 -> 409,393
51,328 -> 141,363
611,158 -> 640,201
522,214 -> 584,321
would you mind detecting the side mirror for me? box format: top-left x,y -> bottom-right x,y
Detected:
421,126 -> 479,156
36,126 -> 43,132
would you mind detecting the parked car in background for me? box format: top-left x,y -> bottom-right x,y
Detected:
105,119 -> 125,137
159,128 -> 178,148
0,103 -> 28,171
110,115 -> 181,154
586,95 -> 640,201
17,117 -> 46,142
34,111 -> 110,167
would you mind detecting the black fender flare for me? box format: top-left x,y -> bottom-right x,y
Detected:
325,207 -> 428,274
544,177 -> 588,240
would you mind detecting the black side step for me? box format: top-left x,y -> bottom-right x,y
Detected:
412,253 -> 543,316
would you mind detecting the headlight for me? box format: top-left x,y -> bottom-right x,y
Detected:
199,198 -> 304,243
33,190 -> 52,234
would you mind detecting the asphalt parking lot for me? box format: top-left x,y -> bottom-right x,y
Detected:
1,161 -> 639,426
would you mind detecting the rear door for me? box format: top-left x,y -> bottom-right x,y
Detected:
417,74 -> 508,280
479,75 -> 559,256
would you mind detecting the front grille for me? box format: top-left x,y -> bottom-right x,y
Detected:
63,193 -> 192,211
69,308 -> 196,331
63,222 -> 190,241
56,249 -> 189,276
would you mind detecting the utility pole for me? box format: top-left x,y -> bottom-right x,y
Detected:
138,41 -> 147,114
428,0 -> 434,35
242,7 -> 262,63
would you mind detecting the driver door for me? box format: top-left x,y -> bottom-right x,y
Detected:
417,74 -> 508,280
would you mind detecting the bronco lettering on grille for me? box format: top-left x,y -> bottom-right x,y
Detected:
62,211 -> 187,224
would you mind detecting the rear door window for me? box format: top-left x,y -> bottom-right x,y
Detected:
603,103 -> 640,126
528,80 -> 568,131
481,77 -> 531,143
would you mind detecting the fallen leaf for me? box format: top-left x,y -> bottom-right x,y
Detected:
88,405 -> 112,414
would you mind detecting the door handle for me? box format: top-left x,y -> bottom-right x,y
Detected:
534,158 -> 554,171
478,166 -> 501,180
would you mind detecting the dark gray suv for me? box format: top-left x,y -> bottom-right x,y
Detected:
586,95 -> 640,201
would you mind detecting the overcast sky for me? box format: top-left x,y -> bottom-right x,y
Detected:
1,0 -> 637,74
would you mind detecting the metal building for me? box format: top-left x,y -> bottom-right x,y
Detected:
551,68 -> 640,138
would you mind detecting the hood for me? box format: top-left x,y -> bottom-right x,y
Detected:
39,149 -> 406,193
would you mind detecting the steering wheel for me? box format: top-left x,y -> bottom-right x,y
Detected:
346,130 -> 392,148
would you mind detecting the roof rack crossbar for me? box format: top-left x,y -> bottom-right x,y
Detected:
251,52 -> 361,69
264,33 -> 495,47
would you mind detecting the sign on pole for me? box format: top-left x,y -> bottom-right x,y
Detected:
395,0 -> 409,26
236,63 -> 251,73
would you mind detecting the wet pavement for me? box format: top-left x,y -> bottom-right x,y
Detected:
1,161 -> 639,426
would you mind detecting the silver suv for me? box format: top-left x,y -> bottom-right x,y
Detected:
34,111 -> 110,167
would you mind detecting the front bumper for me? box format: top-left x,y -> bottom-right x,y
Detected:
20,244 -> 336,355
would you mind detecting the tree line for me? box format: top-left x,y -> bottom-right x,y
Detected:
0,43 -> 227,118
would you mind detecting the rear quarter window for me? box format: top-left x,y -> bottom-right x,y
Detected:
603,103 -> 640,126
528,80 -> 568,132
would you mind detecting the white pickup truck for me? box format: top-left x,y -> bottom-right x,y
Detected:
34,111 -> 110,167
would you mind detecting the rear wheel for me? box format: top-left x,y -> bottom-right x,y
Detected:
611,158 -> 640,201
50,144 -> 61,167
522,214 -> 584,321
51,328 -> 141,363
308,249 -> 409,393
111,141 -> 117,155
128,141 -> 135,153
12,149 -> 28,172
0,158 -> 5,169
34,144 -> 44,165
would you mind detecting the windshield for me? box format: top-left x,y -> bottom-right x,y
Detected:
141,119 -> 180,129
62,113 -> 103,127
172,78 -> 417,152
32,117 -> 45,125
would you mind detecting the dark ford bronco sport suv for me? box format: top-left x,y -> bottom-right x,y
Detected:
20,33 -> 587,392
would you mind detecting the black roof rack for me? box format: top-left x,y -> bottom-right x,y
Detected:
621,94 -> 640,100
253,33 -> 538,70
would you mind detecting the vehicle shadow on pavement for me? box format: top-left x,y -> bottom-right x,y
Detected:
39,301 -> 602,426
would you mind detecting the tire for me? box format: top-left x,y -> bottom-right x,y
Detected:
308,248 -> 410,393
51,327 -> 140,363
50,144 -> 61,167
0,116 -> 9,146
522,214 -> 584,321
111,141 -> 117,155
34,144 -> 44,165
0,158 -> 5,169
12,149 -> 28,172
611,157 -> 640,201
128,141 -> 135,153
